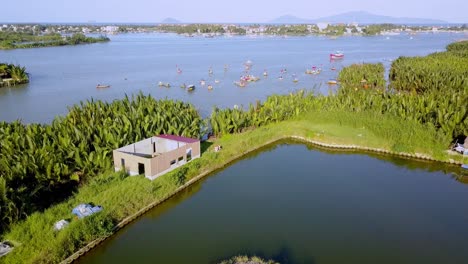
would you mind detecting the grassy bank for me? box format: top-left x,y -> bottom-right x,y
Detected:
2,109 -> 466,264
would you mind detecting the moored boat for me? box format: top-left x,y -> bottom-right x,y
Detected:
96,84 -> 110,88
327,79 -> 338,85
330,51 -> 344,59
158,82 -> 170,88
234,81 -> 246,87
187,84 -> 195,91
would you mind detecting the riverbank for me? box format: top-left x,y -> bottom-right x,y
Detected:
2,109 -> 466,264
0,33 -> 109,50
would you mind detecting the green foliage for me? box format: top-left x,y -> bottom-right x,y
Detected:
389,54 -> 468,93
336,49 -> 467,139
338,63 -> 386,91
446,40 -> 468,57
210,90 -> 325,136
324,24 -> 346,36
0,63 -> 29,86
0,32 -> 109,49
362,24 -> 399,35
172,166 -> 188,186
265,25 -> 311,35
158,24 -> 226,34
66,33 -> 109,45
0,93 -> 202,232
219,255 -> 279,264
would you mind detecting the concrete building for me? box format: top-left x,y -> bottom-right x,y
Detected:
113,134 -> 200,180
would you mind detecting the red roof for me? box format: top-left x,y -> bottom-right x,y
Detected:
156,134 -> 199,143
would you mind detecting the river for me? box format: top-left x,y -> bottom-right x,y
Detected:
0,32 -> 462,123
77,142 -> 468,264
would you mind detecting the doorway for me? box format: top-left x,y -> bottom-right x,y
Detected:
138,163 -> 145,175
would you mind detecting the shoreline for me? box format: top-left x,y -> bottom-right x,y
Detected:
59,134 -> 463,264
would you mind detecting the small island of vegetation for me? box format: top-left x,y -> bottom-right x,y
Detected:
0,41 -> 466,264
219,255 -> 279,264
0,63 -> 29,87
0,32 -> 109,49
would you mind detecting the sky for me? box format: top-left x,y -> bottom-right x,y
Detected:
3,0 -> 467,23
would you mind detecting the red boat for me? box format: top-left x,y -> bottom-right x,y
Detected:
330,51 -> 344,59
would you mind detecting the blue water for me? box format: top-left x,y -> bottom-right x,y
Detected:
0,32 -> 461,123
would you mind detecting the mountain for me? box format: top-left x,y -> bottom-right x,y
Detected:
269,11 -> 447,24
269,15 -> 310,24
314,11 -> 447,24
160,17 -> 181,24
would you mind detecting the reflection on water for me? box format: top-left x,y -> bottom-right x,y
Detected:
78,141 -> 468,264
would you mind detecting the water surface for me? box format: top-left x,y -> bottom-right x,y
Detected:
0,32 -> 461,123
78,142 -> 468,264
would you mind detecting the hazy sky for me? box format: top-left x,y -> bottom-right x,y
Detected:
3,0 -> 467,23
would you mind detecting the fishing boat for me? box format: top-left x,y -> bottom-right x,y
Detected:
214,79 -> 220,84
200,80 -> 206,86
327,79 -> 338,85
330,51 -> 344,59
305,69 -> 320,74
207,85 -> 213,90
96,84 -> 110,88
234,81 -> 246,87
293,78 -> 299,83
263,70 -> 268,76
187,85 -> 195,91
158,82 -> 170,88
241,75 -> 260,82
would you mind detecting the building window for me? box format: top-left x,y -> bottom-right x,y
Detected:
121,158 -> 125,168
170,159 -> 176,166
178,156 -> 184,162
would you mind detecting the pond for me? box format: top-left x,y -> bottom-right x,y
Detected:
77,142 -> 468,264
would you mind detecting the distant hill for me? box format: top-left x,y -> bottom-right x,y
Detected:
269,11 -> 447,24
269,15 -> 310,24
314,11 -> 447,24
161,17 -> 181,24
